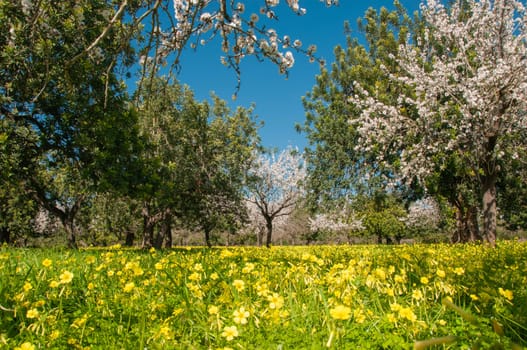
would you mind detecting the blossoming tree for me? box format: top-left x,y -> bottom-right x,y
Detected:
351,0 -> 527,245
246,147 -> 306,247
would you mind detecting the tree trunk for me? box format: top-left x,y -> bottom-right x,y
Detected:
466,206 -> 482,242
257,227 -> 264,246
0,227 -> 10,244
153,229 -> 164,249
125,230 -> 134,246
204,227 -> 212,248
265,217 -> 273,248
62,215 -> 77,249
142,214 -> 155,248
164,214 -> 173,248
452,204 -> 481,243
157,211 -> 172,249
482,174 -> 498,246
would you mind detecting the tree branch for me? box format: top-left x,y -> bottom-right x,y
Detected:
67,0 -> 128,66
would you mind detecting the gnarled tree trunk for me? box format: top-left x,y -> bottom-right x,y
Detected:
265,216 -> 273,248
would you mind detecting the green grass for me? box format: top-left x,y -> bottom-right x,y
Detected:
1,242 -> 526,349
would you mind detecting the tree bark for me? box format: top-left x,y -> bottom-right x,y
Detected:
141,210 -> 155,248
452,202 -> 481,243
125,230 -> 134,246
0,227 -> 10,244
482,174 -> 498,246
62,214 -> 77,249
466,206 -> 482,242
257,227 -> 264,246
265,217 -> 273,248
204,227 -> 212,248
163,212 -> 173,248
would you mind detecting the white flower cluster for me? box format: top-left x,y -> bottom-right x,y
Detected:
405,197 -> 441,229
150,0 -> 337,74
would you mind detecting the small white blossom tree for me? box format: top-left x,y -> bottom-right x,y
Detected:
308,209 -> 363,243
351,0 -> 527,245
405,197 -> 443,238
246,147 -> 306,247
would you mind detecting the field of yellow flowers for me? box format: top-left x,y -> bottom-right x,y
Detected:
1,241 -> 526,349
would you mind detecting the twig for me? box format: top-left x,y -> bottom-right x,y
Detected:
67,0 -> 128,66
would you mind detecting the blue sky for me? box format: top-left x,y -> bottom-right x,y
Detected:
174,1 -> 419,151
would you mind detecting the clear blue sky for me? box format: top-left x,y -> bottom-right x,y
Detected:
174,1 -> 419,151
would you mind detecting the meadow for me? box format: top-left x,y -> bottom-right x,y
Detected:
0,241 -> 526,349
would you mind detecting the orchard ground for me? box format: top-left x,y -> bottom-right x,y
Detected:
1,241 -> 526,349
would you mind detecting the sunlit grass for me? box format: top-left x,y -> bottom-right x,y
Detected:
1,241 -> 526,349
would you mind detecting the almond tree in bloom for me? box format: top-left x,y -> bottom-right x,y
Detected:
350,0 -> 527,245
246,147 -> 306,247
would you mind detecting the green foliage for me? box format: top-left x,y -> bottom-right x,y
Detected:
355,193 -> 407,243
300,5 -> 417,213
1,0 -> 141,246
134,76 -> 261,247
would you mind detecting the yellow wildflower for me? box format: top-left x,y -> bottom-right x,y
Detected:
420,277 -> 429,285
436,269 -> 446,278
390,303 -> 401,312
123,282 -> 135,293
42,259 -> 53,268
374,268 -> 386,280
498,288 -> 513,301
399,307 -> 417,322
221,325 -> 239,341
394,274 -> 406,283
59,270 -> 74,284
23,282 -> 32,292
353,308 -> 366,323
329,305 -> 351,321
232,279 -> 245,292
14,342 -> 35,350
85,255 -> 96,264
49,280 -> 59,288
157,325 -> 173,339
71,314 -> 88,328
208,305 -> 219,315
267,293 -> 284,309
233,306 -> 250,324
188,272 -> 201,281
26,308 -> 39,319
453,267 -> 465,275
242,263 -> 255,274
412,289 -> 423,300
